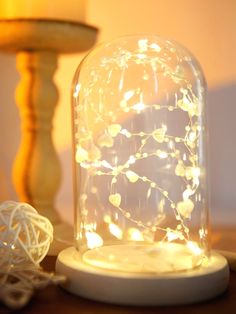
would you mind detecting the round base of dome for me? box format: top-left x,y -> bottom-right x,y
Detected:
56,246 -> 229,306
82,243 -> 203,273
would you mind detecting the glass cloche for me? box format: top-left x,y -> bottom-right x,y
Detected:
57,36 -> 229,306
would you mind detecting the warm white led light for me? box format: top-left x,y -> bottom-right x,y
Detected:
127,228 -> 144,241
72,35 -> 209,275
133,102 -> 145,113
187,241 -> 202,256
56,35 -> 229,307
85,231 -> 103,249
109,223 -> 123,240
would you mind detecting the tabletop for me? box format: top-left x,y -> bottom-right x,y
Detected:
0,227 -> 236,314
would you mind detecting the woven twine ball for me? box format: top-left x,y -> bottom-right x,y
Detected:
0,201 -> 53,269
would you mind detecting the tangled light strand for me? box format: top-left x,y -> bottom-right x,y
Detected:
0,201 -> 65,309
73,37 -> 208,261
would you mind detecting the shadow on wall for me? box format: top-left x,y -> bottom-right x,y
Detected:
207,83 -> 236,225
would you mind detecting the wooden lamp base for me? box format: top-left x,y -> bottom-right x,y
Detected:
0,19 -> 98,252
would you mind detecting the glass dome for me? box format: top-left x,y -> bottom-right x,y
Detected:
72,35 -> 209,274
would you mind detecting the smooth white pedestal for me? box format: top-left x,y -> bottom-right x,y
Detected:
56,247 -> 229,306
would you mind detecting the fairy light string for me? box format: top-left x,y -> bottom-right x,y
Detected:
73,38 -> 206,253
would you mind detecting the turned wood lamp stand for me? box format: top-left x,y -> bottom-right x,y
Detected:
0,19 -> 98,251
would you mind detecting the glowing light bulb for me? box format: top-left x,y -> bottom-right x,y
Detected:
126,170 -> 139,183
187,241 -> 202,256
124,90 -> 135,101
133,102 -> 145,113
104,215 -> 112,224
86,231 -> 103,249
109,223 -> 123,239
138,39 -> 148,51
177,199 -> 194,218
166,230 -> 180,242
109,193 -> 121,207
150,42 -> 161,51
75,146 -> 88,163
156,150 -> 168,159
108,124 -> 122,137
127,228 -> 144,241
153,127 -> 166,143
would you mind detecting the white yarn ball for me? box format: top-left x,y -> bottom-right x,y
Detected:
0,201 -> 53,268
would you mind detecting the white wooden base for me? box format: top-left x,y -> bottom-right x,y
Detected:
56,247 -> 229,306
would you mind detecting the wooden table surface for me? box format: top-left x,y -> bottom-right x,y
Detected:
1,228 -> 236,314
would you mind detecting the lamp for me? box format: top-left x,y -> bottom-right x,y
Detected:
0,0 -> 98,253
56,35 -> 229,305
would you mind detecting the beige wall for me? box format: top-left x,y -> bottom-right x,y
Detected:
0,0 -> 235,225
56,0 -> 236,150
